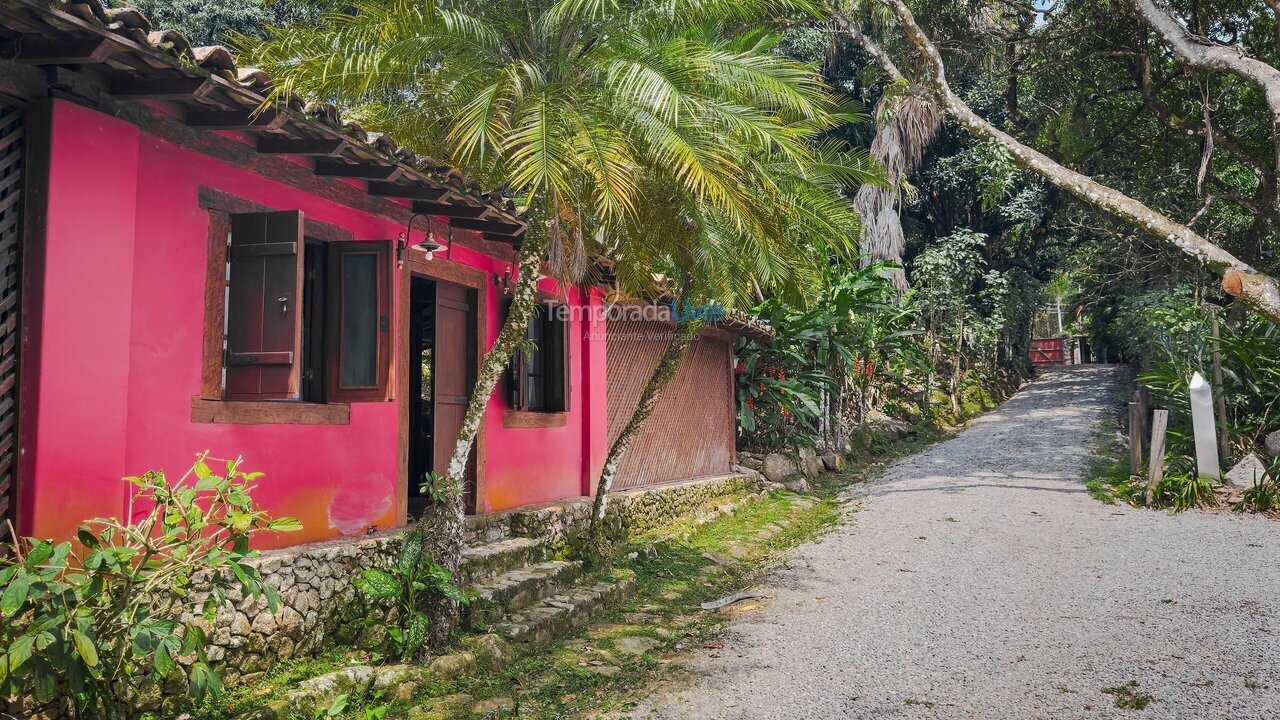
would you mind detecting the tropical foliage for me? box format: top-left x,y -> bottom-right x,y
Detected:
0,455 -> 299,720
353,527 -> 468,661
736,262 -> 926,452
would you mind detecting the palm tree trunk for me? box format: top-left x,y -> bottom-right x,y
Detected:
587,321 -> 696,551
417,232 -> 544,644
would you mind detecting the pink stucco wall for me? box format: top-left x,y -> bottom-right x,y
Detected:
18,99 -> 609,548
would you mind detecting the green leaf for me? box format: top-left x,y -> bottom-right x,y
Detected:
33,659 -> 58,702
267,516 -> 303,532
403,612 -> 429,659
155,641 -> 177,677
398,530 -> 424,575
354,568 -> 400,598
1,573 -> 29,615
325,693 -> 350,717
71,630 -> 98,667
7,634 -> 33,667
190,661 -> 223,700
25,540 -> 54,566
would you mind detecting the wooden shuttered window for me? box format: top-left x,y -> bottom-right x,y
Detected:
506,302 -> 568,413
326,241 -> 392,402
225,211 -> 304,400
221,208 -> 392,405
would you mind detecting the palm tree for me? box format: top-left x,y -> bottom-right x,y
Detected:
585,138 -> 884,550
244,0 -> 879,637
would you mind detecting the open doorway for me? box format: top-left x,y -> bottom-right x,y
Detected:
407,275 -> 479,518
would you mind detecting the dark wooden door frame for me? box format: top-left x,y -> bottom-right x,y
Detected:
3,93 -> 41,543
396,253 -> 489,525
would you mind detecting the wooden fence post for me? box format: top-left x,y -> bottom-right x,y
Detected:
1129,393 -> 1143,477
1209,307 -> 1230,463
1145,409 -> 1169,506
1137,386 -> 1151,439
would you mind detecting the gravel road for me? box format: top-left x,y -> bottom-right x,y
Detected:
624,366 -> 1280,719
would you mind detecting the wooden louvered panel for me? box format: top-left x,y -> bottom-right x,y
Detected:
606,320 -> 734,490
0,101 -> 22,543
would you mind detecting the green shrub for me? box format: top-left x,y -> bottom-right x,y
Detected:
353,527 -> 467,661
1236,468 -> 1280,514
1154,471 -> 1218,512
0,453 -> 300,719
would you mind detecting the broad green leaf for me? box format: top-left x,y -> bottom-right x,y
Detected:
71,630 -> 98,667
154,641 -> 176,677
1,574 -> 29,615
267,516 -> 303,532
355,568 -> 400,598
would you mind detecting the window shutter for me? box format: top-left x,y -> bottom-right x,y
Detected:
225,211 -> 304,399
327,241 -> 393,402
548,310 -> 567,411
502,297 -> 524,409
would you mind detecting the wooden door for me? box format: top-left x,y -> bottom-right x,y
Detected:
432,281 -> 477,513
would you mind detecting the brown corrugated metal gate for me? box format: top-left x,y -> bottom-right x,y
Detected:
1029,337 -> 1067,367
0,99 -> 24,543
606,320 -> 735,490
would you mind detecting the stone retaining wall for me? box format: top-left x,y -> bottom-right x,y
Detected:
189,471 -> 765,684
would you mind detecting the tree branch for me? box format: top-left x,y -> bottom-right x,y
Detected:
866,0 -> 1280,323
829,15 -> 904,83
1130,53 -> 1267,178
1131,0 -> 1280,208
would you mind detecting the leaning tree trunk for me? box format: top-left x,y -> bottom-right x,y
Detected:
587,321 -> 696,551
854,0 -> 1280,324
417,231 -> 544,645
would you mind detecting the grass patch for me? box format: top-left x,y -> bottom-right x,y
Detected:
904,697 -> 935,708
187,650 -> 355,719
1083,413 -> 1140,505
1101,681 -> 1154,710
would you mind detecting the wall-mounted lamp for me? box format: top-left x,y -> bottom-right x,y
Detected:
403,211 -> 446,262
494,260 -> 514,293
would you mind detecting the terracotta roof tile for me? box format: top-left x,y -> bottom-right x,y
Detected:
18,0 -> 526,224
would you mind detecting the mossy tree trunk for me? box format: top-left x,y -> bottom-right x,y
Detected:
418,232 -> 544,645
587,321 -> 697,551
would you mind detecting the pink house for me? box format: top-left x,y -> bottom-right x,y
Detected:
0,0 -> 762,550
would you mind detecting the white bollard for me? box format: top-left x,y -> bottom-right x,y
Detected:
1188,371 -> 1221,480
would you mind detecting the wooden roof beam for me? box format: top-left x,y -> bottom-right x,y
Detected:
315,159 -> 403,181
367,181 -> 449,201
412,201 -> 489,219
110,76 -> 212,100
10,36 -> 118,65
257,137 -> 349,157
186,109 -> 286,131
483,232 -> 525,245
451,217 -> 525,236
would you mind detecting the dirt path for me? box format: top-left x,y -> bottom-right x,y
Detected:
623,366 -> 1280,719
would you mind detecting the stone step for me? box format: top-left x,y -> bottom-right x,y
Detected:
492,569 -> 637,648
465,559 -> 584,629
458,537 -> 549,583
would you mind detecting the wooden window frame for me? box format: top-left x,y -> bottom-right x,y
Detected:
326,241 -> 393,403
503,293 -> 571,428
194,187 -> 386,425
